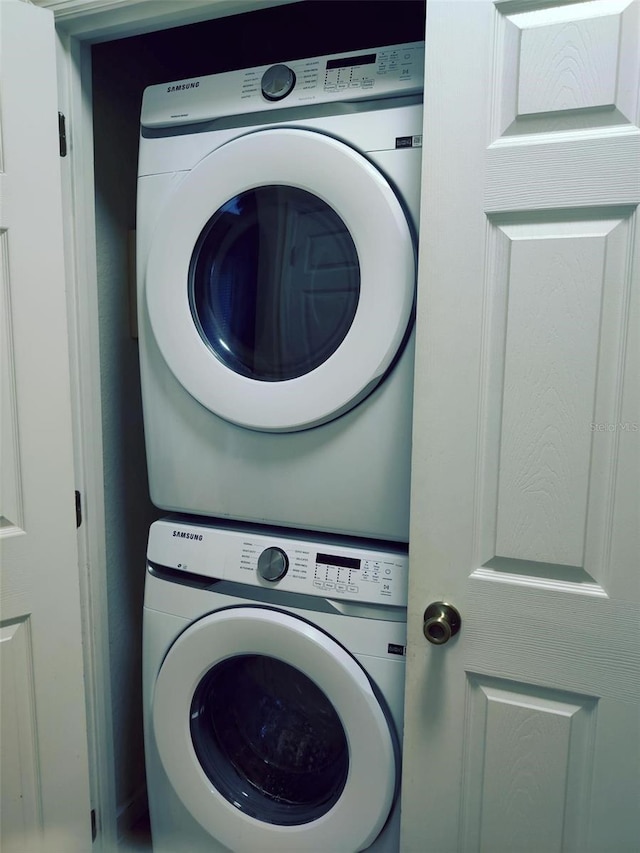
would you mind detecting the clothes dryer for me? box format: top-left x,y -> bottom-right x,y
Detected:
143,517 -> 408,852
137,43 -> 424,541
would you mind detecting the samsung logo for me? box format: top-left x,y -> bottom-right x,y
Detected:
172,530 -> 203,540
167,82 -> 200,93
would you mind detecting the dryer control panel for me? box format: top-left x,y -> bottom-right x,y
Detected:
148,518 -> 408,608
141,41 -> 424,130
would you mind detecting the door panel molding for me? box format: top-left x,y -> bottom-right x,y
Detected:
461,674 -> 598,853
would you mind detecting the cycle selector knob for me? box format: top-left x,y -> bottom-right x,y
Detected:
261,64 -> 296,101
257,547 -> 289,582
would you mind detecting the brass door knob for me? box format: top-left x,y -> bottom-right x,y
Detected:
423,602 -> 461,645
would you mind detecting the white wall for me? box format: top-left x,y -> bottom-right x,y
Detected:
92,55 -> 158,822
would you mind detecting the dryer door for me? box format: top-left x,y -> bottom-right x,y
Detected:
152,606 -> 399,852
144,127 -> 416,432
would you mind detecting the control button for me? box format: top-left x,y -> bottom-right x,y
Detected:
336,583 -> 347,592
324,581 -> 335,590
348,584 -> 359,593
257,547 -> 289,582
261,64 -> 296,101
313,580 -> 323,589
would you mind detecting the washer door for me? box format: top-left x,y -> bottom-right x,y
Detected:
153,607 -> 399,852
145,127 -> 416,432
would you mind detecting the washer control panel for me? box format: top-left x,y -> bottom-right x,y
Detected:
141,41 -> 424,129
148,519 -> 408,607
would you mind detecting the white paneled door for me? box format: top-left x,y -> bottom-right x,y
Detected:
0,1 -> 92,851
402,2 -> 640,852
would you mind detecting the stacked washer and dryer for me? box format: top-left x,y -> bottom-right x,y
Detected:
137,41 -> 424,852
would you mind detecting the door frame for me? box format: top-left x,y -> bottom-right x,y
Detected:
33,0 -> 300,847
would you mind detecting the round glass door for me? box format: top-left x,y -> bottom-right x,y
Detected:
189,186 -> 360,382
145,127 -> 416,431
190,654 -> 349,824
152,606 -> 398,851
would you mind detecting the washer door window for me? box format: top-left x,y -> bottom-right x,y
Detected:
190,654 -> 349,824
189,186 -> 360,382
153,607 -> 399,852
145,128 -> 416,432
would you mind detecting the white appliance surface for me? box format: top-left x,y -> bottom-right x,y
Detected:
137,42 -> 424,542
144,517 -> 408,852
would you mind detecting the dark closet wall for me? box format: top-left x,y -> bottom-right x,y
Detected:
94,1 -> 426,90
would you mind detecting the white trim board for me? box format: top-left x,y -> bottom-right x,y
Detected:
34,0 -> 300,40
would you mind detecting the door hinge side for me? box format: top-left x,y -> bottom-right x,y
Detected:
91,808 -> 97,842
75,490 -> 82,528
58,112 -> 67,157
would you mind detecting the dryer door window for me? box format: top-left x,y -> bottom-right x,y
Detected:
152,606 -> 399,852
144,127 -> 416,432
189,186 -> 360,382
190,654 -> 349,824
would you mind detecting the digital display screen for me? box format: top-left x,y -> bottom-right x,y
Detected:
316,553 -> 361,570
326,53 -> 376,71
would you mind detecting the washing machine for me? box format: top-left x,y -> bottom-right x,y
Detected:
143,516 -> 408,852
136,42 -> 424,542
